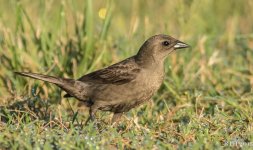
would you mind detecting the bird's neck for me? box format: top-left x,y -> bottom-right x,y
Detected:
135,54 -> 165,70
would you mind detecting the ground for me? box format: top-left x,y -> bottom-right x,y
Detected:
0,0 -> 253,149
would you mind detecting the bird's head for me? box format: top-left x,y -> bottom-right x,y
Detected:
136,34 -> 189,66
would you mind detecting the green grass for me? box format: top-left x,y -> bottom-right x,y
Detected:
0,0 -> 253,149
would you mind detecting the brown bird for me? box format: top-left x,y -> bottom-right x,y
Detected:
15,34 -> 189,124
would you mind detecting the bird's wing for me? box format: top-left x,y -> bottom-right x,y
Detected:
78,57 -> 140,85
64,57 -> 140,98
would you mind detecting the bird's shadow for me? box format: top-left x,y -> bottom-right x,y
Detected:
0,96 -> 52,123
0,96 -> 107,129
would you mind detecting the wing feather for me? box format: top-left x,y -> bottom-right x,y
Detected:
64,57 -> 140,98
78,57 -> 140,84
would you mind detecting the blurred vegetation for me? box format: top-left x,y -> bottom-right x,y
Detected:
0,0 -> 253,149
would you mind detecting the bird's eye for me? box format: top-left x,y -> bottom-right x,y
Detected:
162,41 -> 170,46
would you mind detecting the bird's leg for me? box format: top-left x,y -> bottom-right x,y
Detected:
112,112 -> 123,124
85,106 -> 98,125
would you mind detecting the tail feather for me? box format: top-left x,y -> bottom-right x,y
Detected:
14,72 -> 63,85
15,72 -> 83,99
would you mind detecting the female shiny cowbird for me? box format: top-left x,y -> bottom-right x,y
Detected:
15,34 -> 189,123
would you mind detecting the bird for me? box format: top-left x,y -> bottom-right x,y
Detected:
15,34 -> 189,124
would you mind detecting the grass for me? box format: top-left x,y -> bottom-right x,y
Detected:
0,0 -> 253,149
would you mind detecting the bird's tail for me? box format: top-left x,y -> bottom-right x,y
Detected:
15,72 -> 66,85
15,72 -> 87,99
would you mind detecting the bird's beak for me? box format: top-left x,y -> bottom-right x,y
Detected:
174,41 -> 190,50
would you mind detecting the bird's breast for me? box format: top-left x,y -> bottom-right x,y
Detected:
86,65 -> 165,113
92,67 -> 164,107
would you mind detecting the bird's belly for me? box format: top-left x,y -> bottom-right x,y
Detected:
91,73 -> 163,112
93,81 -> 150,100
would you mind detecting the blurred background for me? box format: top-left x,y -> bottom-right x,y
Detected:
0,0 -> 253,148
0,0 -> 252,106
